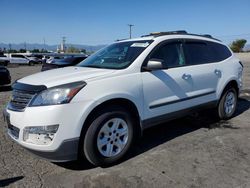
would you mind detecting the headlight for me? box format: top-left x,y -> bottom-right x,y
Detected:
29,81 -> 86,106
23,124 -> 59,145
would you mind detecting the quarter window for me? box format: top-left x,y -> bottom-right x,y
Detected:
208,42 -> 232,61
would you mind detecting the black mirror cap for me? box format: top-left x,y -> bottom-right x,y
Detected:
143,58 -> 165,71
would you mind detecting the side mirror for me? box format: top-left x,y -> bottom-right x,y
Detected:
143,58 -> 165,71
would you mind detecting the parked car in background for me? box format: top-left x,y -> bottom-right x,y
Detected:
46,56 -> 66,64
42,55 -> 50,64
9,54 -> 35,66
41,55 -> 88,71
0,66 -> 11,85
26,55 -> 42,64
0,55 -> 10,66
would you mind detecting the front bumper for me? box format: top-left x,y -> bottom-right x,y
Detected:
26,137 -> 79,162
3,101 -> 92,161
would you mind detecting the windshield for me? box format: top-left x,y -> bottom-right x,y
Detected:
78,40 -> 152,69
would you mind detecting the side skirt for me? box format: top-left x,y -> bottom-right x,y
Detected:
141,100 -> 218,130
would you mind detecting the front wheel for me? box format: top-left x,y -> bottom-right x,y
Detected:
82,106 -> 135,166
217,87 -> 238,120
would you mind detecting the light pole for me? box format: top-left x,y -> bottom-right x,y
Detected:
128,24 -> 134,39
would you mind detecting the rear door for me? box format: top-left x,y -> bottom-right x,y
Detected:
182,40 -> 221,103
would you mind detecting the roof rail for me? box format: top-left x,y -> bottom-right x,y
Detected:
141,30 -> 220,41
141,30 -> 187,37
116,38 -> 129,42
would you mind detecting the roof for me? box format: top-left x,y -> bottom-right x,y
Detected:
118,30 -> 221,43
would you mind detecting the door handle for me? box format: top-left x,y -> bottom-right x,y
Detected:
182,73 -> 191,80
214,69 -> 221,77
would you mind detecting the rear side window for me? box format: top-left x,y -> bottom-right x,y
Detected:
184,41 -> 232,65
150,42 -> 185,68
184,41 -> 215,65
208,42 -> 232,61
12,55 -> 24,58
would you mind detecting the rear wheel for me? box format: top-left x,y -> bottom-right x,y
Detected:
29,61 -> 34,66
217,87 -> 237,120
82,106 -> 135,166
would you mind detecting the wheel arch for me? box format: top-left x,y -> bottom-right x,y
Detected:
77,97 -> 142,158
218,79 -> 239,100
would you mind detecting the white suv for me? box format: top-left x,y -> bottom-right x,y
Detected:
4,31 -> 243,166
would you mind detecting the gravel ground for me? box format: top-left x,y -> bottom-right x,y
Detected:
0,54 -> 250,188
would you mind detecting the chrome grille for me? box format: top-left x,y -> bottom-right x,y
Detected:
9,90 -> 35,111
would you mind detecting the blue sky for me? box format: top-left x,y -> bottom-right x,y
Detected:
0,0 -> 250,45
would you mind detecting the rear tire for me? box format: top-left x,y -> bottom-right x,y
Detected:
217,87 -> 237,120
82,106 -> 135,166
29,61 -> 34,66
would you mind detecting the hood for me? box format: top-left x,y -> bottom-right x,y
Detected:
18,66 -> 115,88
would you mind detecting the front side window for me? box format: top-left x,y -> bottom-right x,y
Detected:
150,42 -> 185,68
78,40 -> 153,69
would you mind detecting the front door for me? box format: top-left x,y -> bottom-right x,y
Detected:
141,40 -> 194,121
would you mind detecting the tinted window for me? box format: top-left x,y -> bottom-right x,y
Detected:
208,42 -> 232,61
150,42 -> 185,68
12,55 -> 25,58
184,41 -> 215,65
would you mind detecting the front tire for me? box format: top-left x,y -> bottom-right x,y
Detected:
217,87 -> 237,120
83,106 -> 135,166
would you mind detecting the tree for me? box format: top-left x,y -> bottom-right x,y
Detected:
80,48 -> 86,54
31,49 -> 40,53
19,48 -> 27,53
41,49 -> 48,53
66,46 -> 80,53
8,49 -> 18,53
230,39 -> 247,52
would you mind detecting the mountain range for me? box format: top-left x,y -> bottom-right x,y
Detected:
0,42 -> 250,52
0,43 -> 107,52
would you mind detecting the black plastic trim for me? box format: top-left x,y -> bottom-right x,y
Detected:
143,100 -> 217,129
239,61 -> 244,68
142,31 -> 220,41
149,91 -> 216,109
25,137 -> 79,162
12,81 -> 47,93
